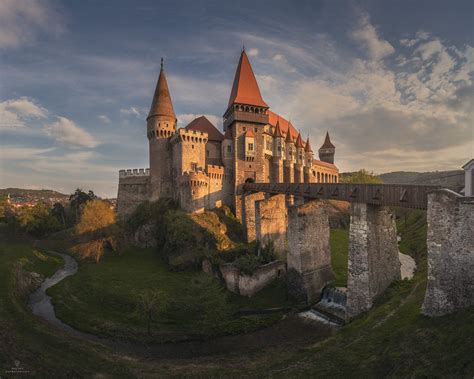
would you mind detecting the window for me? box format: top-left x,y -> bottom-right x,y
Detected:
192,145 -> 194,149
226,145 -> 232,153
206,150 -> 209,157
254,127 -> 257,132
248,143 -> 254,151
243,127 -> 247,131
191,163 -> 197,171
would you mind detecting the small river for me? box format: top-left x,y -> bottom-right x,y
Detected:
28,252 -> 328,359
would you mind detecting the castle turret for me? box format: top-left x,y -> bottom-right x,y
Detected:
272,119 -> 285,182
284,127 -> 295,183
147,58 -> 177,200
304,137 -> 314,183
294,132 -> 305,183
318,131 -> 335,164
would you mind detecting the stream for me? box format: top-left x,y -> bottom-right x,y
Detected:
28,252 -> 329,359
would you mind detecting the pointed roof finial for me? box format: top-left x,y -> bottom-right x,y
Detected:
242,45 -> 245,52
320,131 -> 335,149
160,57 -> 164,70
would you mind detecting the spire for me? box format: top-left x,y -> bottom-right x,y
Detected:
295,132 -> 304,148
148,59 -> 176,120
320,131 -> 335,149
274,118 -> 284,138
285,128 -> 294,143
304,137 -> 313,152
227,50 -> 268,109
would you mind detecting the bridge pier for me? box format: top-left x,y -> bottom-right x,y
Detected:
241,192 -> 265,242
422,190 -> 474,316
346,203 -> 400,319
287,200 -> 334,303
255,194 -> 288,258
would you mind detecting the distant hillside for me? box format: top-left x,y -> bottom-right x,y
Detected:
379,170 -> 464,191
0,188 -> 69,200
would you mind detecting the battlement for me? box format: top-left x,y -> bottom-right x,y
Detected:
180,170 -> 209,187
119,168 -> 150,178
171,128 -> 208,144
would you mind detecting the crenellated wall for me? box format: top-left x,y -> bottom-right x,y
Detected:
422,189 -> 474,316
117,170 -> 150,216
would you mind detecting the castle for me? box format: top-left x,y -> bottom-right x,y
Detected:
117,50 -> 339,216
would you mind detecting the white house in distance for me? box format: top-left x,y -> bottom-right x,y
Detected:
462,159 -> 474,197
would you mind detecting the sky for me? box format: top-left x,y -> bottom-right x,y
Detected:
0,0 -> 473,197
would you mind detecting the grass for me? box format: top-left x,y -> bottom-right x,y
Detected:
0,240 -> 132,377
48,247 -> 286,343
330,228 -> 349,287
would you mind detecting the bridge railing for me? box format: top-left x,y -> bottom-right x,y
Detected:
243,182 -> 441,209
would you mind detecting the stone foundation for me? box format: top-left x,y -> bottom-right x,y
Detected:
287,200 -> 334,303
242,192 -> 265,242
346,203 -> 400,319
255,194 -> 288,257
220,261 -> 286,297
422,189 -> 474,316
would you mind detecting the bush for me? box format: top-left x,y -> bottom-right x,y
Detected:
17,203 -> 61,237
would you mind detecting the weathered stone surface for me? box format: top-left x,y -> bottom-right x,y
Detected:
255,194 -> 288,258
116,175 -> 150,216
287,200 -> 334,303
422,190 -> 474,316
346,203 -> 400,319
242,192 -> 265,242
220,261 -> 286,297
133,222 -> 157,248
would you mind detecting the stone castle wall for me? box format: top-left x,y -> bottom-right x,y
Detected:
422,189 -> 474,316
116,169 -> 150,216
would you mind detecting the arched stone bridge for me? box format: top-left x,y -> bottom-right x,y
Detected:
239,183 -> 473,319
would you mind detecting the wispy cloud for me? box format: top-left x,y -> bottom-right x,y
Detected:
44,116 -> 99,148
0,0 -> 64,49
0,97 -> 47,128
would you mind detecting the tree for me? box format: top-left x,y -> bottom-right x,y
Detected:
17,203 -> 61,237
72,200 -> 116,262
51,202 -> 66,227
69,188 -> 97,223
341,169 -> 383,184
136,289 -> 168,336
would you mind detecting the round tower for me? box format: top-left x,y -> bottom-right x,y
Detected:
147,58 -> 177,200
318,131 -> 335,164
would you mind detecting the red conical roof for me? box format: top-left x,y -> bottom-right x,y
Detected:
227,50 -> 268,109
185,116 -> 223,141
274,118 -> 284,138
320,131 -> 335,149
304,137 -> 313,152
285,127 -> 294,143
295,132 -> 304,148
148,59 -> 176,120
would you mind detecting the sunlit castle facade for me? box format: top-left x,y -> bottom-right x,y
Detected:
117,50 -> 339,216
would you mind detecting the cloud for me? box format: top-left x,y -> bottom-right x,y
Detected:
0,0 -> 64,48
120,107 -> 145,118
98,114 -> 111,124
351,11 -> 395,61
0,97 -> 47,128
44,117 -> 99,148
177,114 -> 221,129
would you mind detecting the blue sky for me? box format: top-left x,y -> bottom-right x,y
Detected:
1,0 -> 473,197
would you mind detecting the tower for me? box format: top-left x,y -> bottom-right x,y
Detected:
224,49 -> 269,215
272,119 -> 285,183
318,131 -> 335,164
304,137 -> 314,183
294,132 -> 305,183
284,127 -> 296,183
147,58 -> 177,200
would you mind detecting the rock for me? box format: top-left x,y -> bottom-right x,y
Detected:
133,223 -> 157,248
